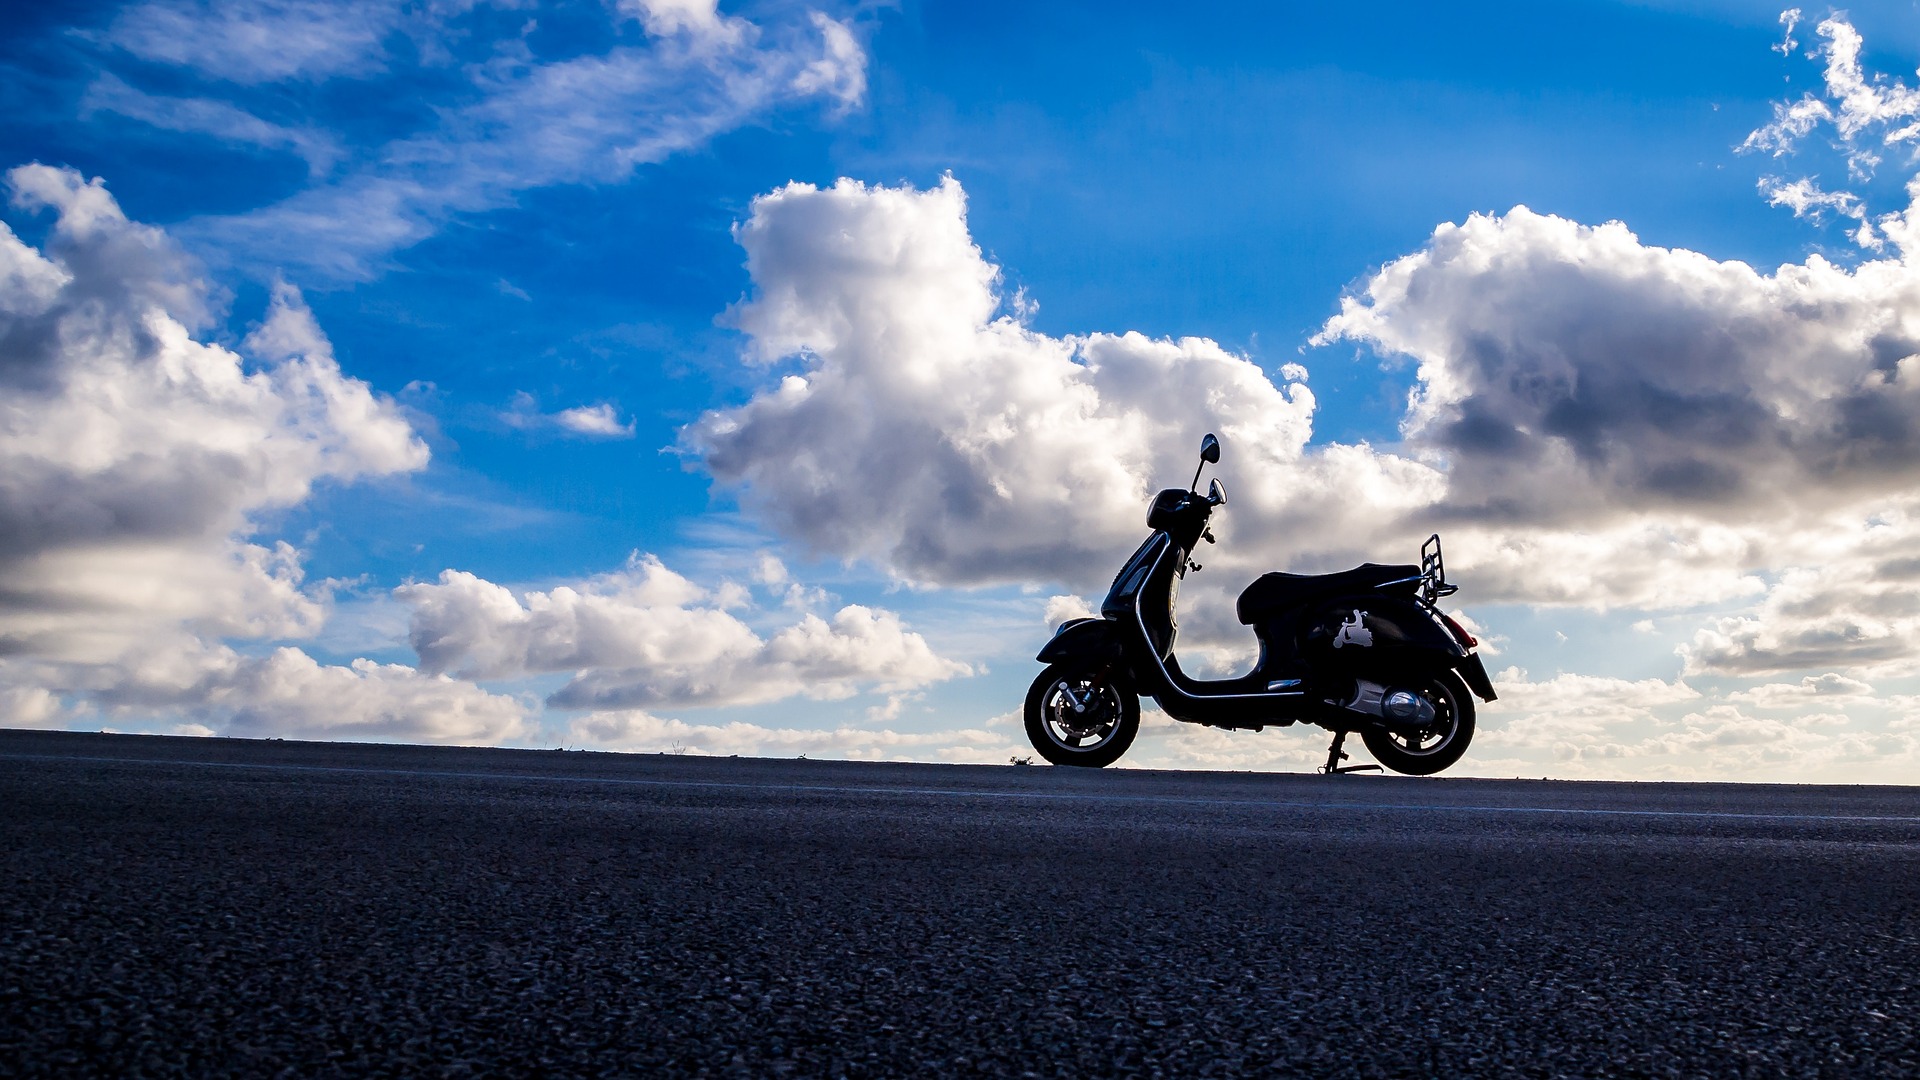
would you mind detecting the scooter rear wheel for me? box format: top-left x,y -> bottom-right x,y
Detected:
1024,661 -> 1140,768
1360,670 -> 1475,776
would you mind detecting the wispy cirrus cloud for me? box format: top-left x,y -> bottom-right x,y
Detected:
80,74 -> 343,176
100,0 -> 408,84
106,0 -> 874,278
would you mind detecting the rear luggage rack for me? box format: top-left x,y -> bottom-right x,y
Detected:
1420,533 -> 1457,605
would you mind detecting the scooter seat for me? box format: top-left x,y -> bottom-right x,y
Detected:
1235,563 -> 1419,625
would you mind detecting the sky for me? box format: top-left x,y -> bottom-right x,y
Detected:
6,0 -> 1920,781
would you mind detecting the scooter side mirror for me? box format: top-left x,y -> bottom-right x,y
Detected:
1208,478 -> 1226,505
1200,433 -> 1220,464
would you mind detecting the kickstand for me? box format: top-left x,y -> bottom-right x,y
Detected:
1321,730 -> 1382,775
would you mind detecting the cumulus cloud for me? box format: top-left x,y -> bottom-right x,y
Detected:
0,166 -> 424,662
80,643 -> 530,743
501,394 -> 636,439
0,166 -> 528,743
1546,704 -> 1916,780
681,169 -> 1920,623
1318,208 -> 1920,525
1475,668 -> 1700,753
1680,525 -> 1920,677
396,554 -> 972,710
1043,594 -> 1094,629
555,404 -> 635,438
685,176 -> 1413,593
0,685 -> 68,729
1726,672 -> 1873,709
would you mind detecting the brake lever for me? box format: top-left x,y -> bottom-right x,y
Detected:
1202,529 -> 1216,545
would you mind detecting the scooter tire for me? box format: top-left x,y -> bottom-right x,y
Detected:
1360,670 -> 1475,776
1024,661 -> 1140,768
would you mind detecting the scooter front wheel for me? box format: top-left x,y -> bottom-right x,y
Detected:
1024,661 -> 1140,768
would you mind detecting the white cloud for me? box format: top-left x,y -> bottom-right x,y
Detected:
1313,198 -> 1920,622
1680,528 -> 1920,676
1772,8 -> 1801,58
206,648 -> 529,743
554,403 -> 636,438
791,11 -> 867,110
102,0 -> 408,84
687,176 -> 1364,592
0,685 -> 68,729
501,394 -> 636,439
1744,12 -> 1920,227
183,4 -> 870,277
1475,668 -> 1700,752
81,642 -> 531,743
1755,176 -> 1879,248
616,0 -> 743,47
1481,668 -> 1701,717
81,75 -> 342,176
0,167 -> 424,664
1319,207 -> 1920,523
395,554 -> 972,710
684,171 -> 1920,626
1726,672 -> 1873,709
1429,671 -> 1914,781
1043,594 -> 1094,628
1550,704 -> 1918,781
0,166 -> 526,744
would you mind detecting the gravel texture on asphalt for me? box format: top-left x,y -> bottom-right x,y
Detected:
2,729 -> 1918,1078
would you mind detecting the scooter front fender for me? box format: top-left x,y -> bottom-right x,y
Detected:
1036,617 -> 1126,666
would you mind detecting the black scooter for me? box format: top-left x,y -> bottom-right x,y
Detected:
1026,433 -> 1497,774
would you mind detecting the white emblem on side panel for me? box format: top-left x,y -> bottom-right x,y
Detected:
1333,611 -> 1374,649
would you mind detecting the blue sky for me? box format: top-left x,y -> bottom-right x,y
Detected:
7,0 -> 1920,779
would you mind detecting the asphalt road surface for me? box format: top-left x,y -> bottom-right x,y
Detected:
2,730 -> 1918,1077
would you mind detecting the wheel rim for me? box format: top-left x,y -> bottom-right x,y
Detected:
1040,671 -> 1124,753
1380,679 -> 1460,758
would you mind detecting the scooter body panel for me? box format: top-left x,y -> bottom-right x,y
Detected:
1295,593 -> 1466,678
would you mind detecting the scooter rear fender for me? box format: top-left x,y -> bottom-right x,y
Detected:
1036,617 -> 1126,666
1456,652 -> 1498,702
1343,596 -> 1498,701
1299,594 -> 1499,702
